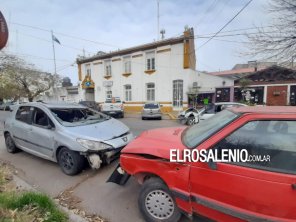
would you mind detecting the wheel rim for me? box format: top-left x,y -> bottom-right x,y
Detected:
60,151 -> 74,171
145,189 -> 175,220
5,136 -> 14,151
188,118 -> 195,125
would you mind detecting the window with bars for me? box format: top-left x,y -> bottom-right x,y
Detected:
146,83 -> 155,101
105,60 -> 112,76
124,84 -> 132,101
123,56 -> 132,73
85,64 -> 91,76
106,90 -> 112,99
146,51 -> 155,71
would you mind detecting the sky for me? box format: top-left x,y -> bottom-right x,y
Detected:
1,0 -> 273,84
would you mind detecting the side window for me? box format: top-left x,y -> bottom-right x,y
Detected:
213,120 -> 296,175
33,108 -> 54,128
15,106 -> 32,124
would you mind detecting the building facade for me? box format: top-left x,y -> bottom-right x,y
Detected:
77,28 -> 233,112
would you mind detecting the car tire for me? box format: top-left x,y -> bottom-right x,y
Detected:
186,116 -> 195,126
158,116 -> 162,120
142,117 -> 146,120
5,133 -> 19,153
138,177 -> 181,222
57,147 -> 85,176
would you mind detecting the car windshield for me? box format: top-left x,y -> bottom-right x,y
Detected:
50,107 -> 109,127
182,110 -> 238,148
144,103 -> 159,109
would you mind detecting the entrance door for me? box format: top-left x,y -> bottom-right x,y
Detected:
85,88 -> 95,101
290,85 -> 296,106
173,80 -> 183,110
215,88 -> 230,102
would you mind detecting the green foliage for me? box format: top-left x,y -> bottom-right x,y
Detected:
0,192 -> 67,222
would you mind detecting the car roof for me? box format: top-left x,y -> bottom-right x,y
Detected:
214,102 -> 247,106
16,102 -> 85,109
230,106 -> 296,114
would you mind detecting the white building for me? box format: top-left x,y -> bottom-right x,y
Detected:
77,28 -> 233,112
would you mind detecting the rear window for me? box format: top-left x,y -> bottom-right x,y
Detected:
105,98 -> 121,103
144,103 -> 159,109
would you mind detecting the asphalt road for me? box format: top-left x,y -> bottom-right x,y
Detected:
0,111 -> 192,222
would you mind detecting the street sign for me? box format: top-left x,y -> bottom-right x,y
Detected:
0,11 -> 9,50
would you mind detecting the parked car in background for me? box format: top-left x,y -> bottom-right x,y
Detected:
0,102 -> 15,111
142,102 -> 162,120
178,107 -> 202,125
4,102 -> 133,175
179,102 -> 247,125
100,97 -> 124,118
109,106 -> 296,222
79,100 -> 100,111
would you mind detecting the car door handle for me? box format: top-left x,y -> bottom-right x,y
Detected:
291,184 -> 296,190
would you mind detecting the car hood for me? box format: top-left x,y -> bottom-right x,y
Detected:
64,118 -> 129,141
121,126 -> 187,159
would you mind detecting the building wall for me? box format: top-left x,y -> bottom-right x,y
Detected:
266,85 -> 288,106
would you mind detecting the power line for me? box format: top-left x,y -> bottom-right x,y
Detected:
198,0 -> 253,49
10,22 -> 119,48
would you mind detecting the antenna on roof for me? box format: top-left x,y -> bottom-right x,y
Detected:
160,29 -> 165,40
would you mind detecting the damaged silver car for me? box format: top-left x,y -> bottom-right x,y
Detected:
3,102 -> 133,175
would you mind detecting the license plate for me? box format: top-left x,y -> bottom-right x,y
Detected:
109,111 -> 115,114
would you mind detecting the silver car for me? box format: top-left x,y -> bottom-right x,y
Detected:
141,102 -> 162,120
3,102 -> 133,175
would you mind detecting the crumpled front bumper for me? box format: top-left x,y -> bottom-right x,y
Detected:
107,164 -> 130,185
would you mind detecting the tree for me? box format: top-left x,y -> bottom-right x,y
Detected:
246,0 -> 296,66
0,53 -> 60,102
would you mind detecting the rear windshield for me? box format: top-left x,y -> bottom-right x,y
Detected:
105,98 -> 121,103
50,108 -> 109,127
144,103 -> 159,109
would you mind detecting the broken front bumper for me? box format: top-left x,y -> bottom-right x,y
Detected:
107,164 -> 130,185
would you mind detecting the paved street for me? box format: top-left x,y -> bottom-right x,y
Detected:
0,111 -> 190,222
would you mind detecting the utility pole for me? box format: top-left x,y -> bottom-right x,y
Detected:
157,0 -> 160,40
51,30 -> 57,75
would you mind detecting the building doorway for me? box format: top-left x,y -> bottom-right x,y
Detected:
173,80 -> 183,110
290,85 -> 296,106
215,88 -> 230,102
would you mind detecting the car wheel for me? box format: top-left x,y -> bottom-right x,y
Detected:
57,147 -> 85,176
158,116 -> 162,120
5,133 -> 19,153
142,117 -> 146,120
138,178 -> 181,222
186,116 -> 195,126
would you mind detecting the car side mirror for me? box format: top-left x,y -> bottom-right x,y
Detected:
46,125 -> 54,130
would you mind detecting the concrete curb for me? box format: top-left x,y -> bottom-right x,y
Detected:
12,174 -> 88,222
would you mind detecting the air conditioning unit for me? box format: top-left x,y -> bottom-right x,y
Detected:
193,82 -> 201,88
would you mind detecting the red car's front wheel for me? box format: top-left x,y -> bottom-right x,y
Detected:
138,177 -> 181,222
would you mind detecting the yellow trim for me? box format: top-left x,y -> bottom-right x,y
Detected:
144,70 -> 156,75
156,48 -> 171,53
122,72 -> 132,77
183,39 -> 190,69
132,54 -> 143,58
81,75 -> 95,89
104,75 -> 112,80
93,62 -> 102,65
112,58 -> 121,62
78,64 -> 82,81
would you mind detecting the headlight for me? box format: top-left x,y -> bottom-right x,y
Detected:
76,138 -> 113,151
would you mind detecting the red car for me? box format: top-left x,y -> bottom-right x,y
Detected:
108,106 -> 296,222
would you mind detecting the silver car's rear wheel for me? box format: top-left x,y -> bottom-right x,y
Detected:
5,133 -> 19,153
187,116 -> 195,125
145,190 -> 175,219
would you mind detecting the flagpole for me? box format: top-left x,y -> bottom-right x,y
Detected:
51,30 -> 57,75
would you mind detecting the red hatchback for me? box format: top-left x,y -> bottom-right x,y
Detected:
108,106 -> 296,222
